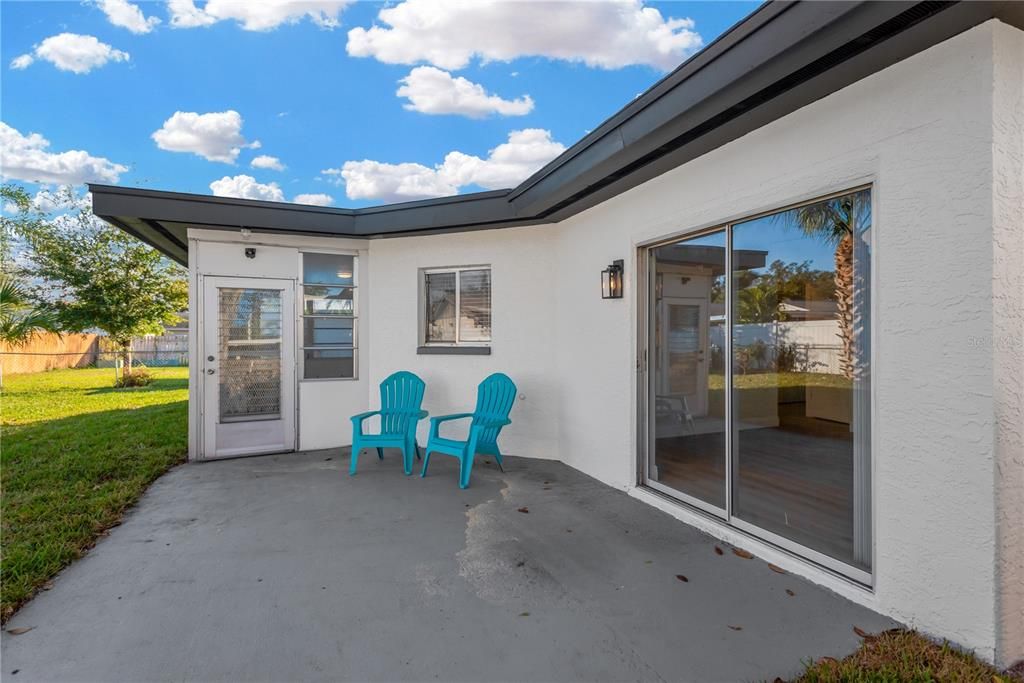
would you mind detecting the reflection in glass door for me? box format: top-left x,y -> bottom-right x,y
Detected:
644,188 -> 872,580
648,230 -> 727,512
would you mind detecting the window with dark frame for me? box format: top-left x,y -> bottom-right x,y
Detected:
423,267 -> 491,346
301,253 -> 356,379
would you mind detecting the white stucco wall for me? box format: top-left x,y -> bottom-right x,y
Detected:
363,20 -> 1022,663
992,21 -> 1024,669
366,225 -> 561,458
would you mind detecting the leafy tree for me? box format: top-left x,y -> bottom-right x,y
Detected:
11,185 -> 187,378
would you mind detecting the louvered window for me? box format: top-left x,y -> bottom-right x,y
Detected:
301,252 -> 357,379
423,266 -> 491,346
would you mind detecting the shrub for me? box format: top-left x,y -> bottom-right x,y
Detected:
115,368 -> 154,388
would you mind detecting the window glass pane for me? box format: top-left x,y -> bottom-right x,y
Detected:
459,269 -> 491,342
303,253 -> 354,286
303,286 -> 354,316
303,348 -> 354,379
424,272 -> 456,343
730,189 -> 871,572
303,317 -> 354,347
649,230 -> 727,510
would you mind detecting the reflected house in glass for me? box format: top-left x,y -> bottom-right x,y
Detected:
88,2 -> 1024,668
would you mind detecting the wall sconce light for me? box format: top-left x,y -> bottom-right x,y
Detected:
601,259 -> 624,299
244,247 -> 256,259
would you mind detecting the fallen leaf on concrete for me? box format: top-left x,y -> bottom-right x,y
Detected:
519,612 -> 530,617
6,627 -> 34,635
768,563 -> 786,574
675,575 -> 689,583
517,507 -> 529,514
728,625 -> 742,631
732,548 -> 754,559
853,626 -> 875,640
714,546 -> 723,555
785,589 -> 795,596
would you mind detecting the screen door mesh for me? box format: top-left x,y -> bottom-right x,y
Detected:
218,287 -> 282,422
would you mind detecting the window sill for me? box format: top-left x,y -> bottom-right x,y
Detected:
417,346 -> 491,356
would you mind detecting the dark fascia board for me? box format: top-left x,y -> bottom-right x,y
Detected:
90,0 -> 1018,263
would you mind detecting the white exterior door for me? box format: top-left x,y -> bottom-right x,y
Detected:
658,297 -> 709,416
202,276 -> 295,458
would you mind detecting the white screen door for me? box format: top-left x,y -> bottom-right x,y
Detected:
658,297 -> 709,416
202,276 -> 295,458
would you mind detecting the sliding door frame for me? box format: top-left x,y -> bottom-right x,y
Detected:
636,184 -> 874,587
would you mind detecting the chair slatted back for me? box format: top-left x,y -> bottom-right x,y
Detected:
471,373 -> 517,447
379,371 -> 426,436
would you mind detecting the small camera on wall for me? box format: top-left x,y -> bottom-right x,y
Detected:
244,248 -> 256,259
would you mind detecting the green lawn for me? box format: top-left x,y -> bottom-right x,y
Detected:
1,367 -> 188,622
708,371 -> 852,390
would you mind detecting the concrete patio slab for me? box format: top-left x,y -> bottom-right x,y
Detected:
1,450 -> 895,682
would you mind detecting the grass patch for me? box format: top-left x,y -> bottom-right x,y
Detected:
709,372 -> 852,390
1,367 -> 188,622
790,629 -> 1021,682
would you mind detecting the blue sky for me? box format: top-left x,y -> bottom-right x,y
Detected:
2,1 -> 760,209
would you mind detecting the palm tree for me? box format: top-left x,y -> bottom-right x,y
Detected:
1,273 -> 58,346
791,195 -> 863,379
0,273 -> 59,385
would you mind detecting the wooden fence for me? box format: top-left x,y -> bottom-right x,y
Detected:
0,333 -> 100,374
1,333 -> 189,374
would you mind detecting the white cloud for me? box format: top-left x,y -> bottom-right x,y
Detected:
293,193 -> 334,206
11,33 -> 129,74
168,0 -> 352,31
325,128 -> 565,202
165,0 -> 217,27
10,54 -> 34,70
250,154 -> 285,171
95,0 -> 161,34
0,122 -> 128,185
152,110 -> 259,163
347,0 -> 702,71
397,66 -> 533,118
209,175 -> 285,202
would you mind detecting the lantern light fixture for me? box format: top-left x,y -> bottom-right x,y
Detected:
601,259 -> 624,299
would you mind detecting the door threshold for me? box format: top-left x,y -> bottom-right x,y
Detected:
630,485 -> 874,592
199,448 -> 295,462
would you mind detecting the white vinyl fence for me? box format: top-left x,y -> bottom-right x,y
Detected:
710,319 -> 842,373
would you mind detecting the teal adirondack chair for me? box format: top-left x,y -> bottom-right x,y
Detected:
350,371 -> 428,476
421,373 -> 517,489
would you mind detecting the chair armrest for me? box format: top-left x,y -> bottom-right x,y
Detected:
350,410 -> 382,423
473,418 -> 511,429
429,413 -> 474,426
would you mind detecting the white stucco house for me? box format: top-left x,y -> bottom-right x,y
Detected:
90,1 -> 1023,668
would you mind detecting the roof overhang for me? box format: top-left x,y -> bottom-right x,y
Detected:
90,0 -> 1024,266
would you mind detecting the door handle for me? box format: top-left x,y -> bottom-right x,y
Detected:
206,369 -> 215,375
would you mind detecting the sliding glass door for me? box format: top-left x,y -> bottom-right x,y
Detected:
647,230 -> 728,513
644,188 -> 872,580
